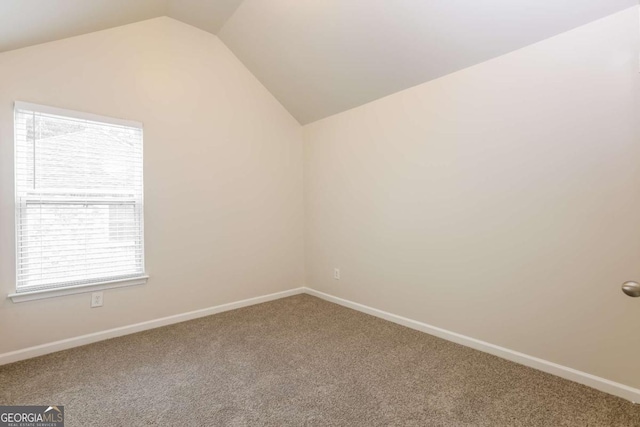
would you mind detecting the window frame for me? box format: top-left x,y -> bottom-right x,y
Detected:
9,101 -> 148,303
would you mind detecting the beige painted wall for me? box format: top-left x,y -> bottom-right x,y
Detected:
0,17 -> 304,353
304,7 -> 640,388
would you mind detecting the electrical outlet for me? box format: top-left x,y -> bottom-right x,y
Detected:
334,268 -> 340,280
91,292 -> 104,308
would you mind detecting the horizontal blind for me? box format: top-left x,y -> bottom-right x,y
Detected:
14,102 -> 145,292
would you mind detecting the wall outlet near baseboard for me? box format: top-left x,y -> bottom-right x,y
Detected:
334,268 -> 340,280
91,292 -> 104,308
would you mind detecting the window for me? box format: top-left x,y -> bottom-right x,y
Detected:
13,102 -> 146,299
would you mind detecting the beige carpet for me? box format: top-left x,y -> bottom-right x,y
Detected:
1,294 -> 639,426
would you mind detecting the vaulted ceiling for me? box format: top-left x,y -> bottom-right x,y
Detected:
0,0 -> 244,52
1,0 -> 635,124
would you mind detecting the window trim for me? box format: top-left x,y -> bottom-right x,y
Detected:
11,101 -> 147,302
8,275 -> 149,303
13,101 -> 143,129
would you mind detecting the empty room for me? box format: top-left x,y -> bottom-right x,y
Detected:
1,0 -> 640,425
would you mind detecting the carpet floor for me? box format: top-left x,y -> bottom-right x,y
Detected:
1,294 -> 639,426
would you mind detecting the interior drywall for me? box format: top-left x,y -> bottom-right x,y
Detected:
303,7 -> 640,389
0,0 -> 245,53
0,17 -> 304,354
219,0 -> 635,124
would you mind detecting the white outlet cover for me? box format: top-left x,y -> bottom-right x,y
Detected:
91,292 -> 104,308
334,268 -> 340,280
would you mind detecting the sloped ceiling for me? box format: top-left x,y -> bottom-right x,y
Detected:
0,0 -> 636,124
0,0 -> 243,53
218,0 -> 636,124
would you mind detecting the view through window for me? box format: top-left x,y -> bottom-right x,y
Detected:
14,102 -> 145,293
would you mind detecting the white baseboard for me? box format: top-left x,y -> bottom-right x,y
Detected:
0,287 -> 304,367
2,285 -> 638,403
304,287 -> 640,403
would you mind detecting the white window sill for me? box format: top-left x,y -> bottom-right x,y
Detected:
8,275 -> 149,303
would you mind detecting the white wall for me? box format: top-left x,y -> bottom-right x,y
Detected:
304,7 -> 640,389
0,17 -> 304,354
